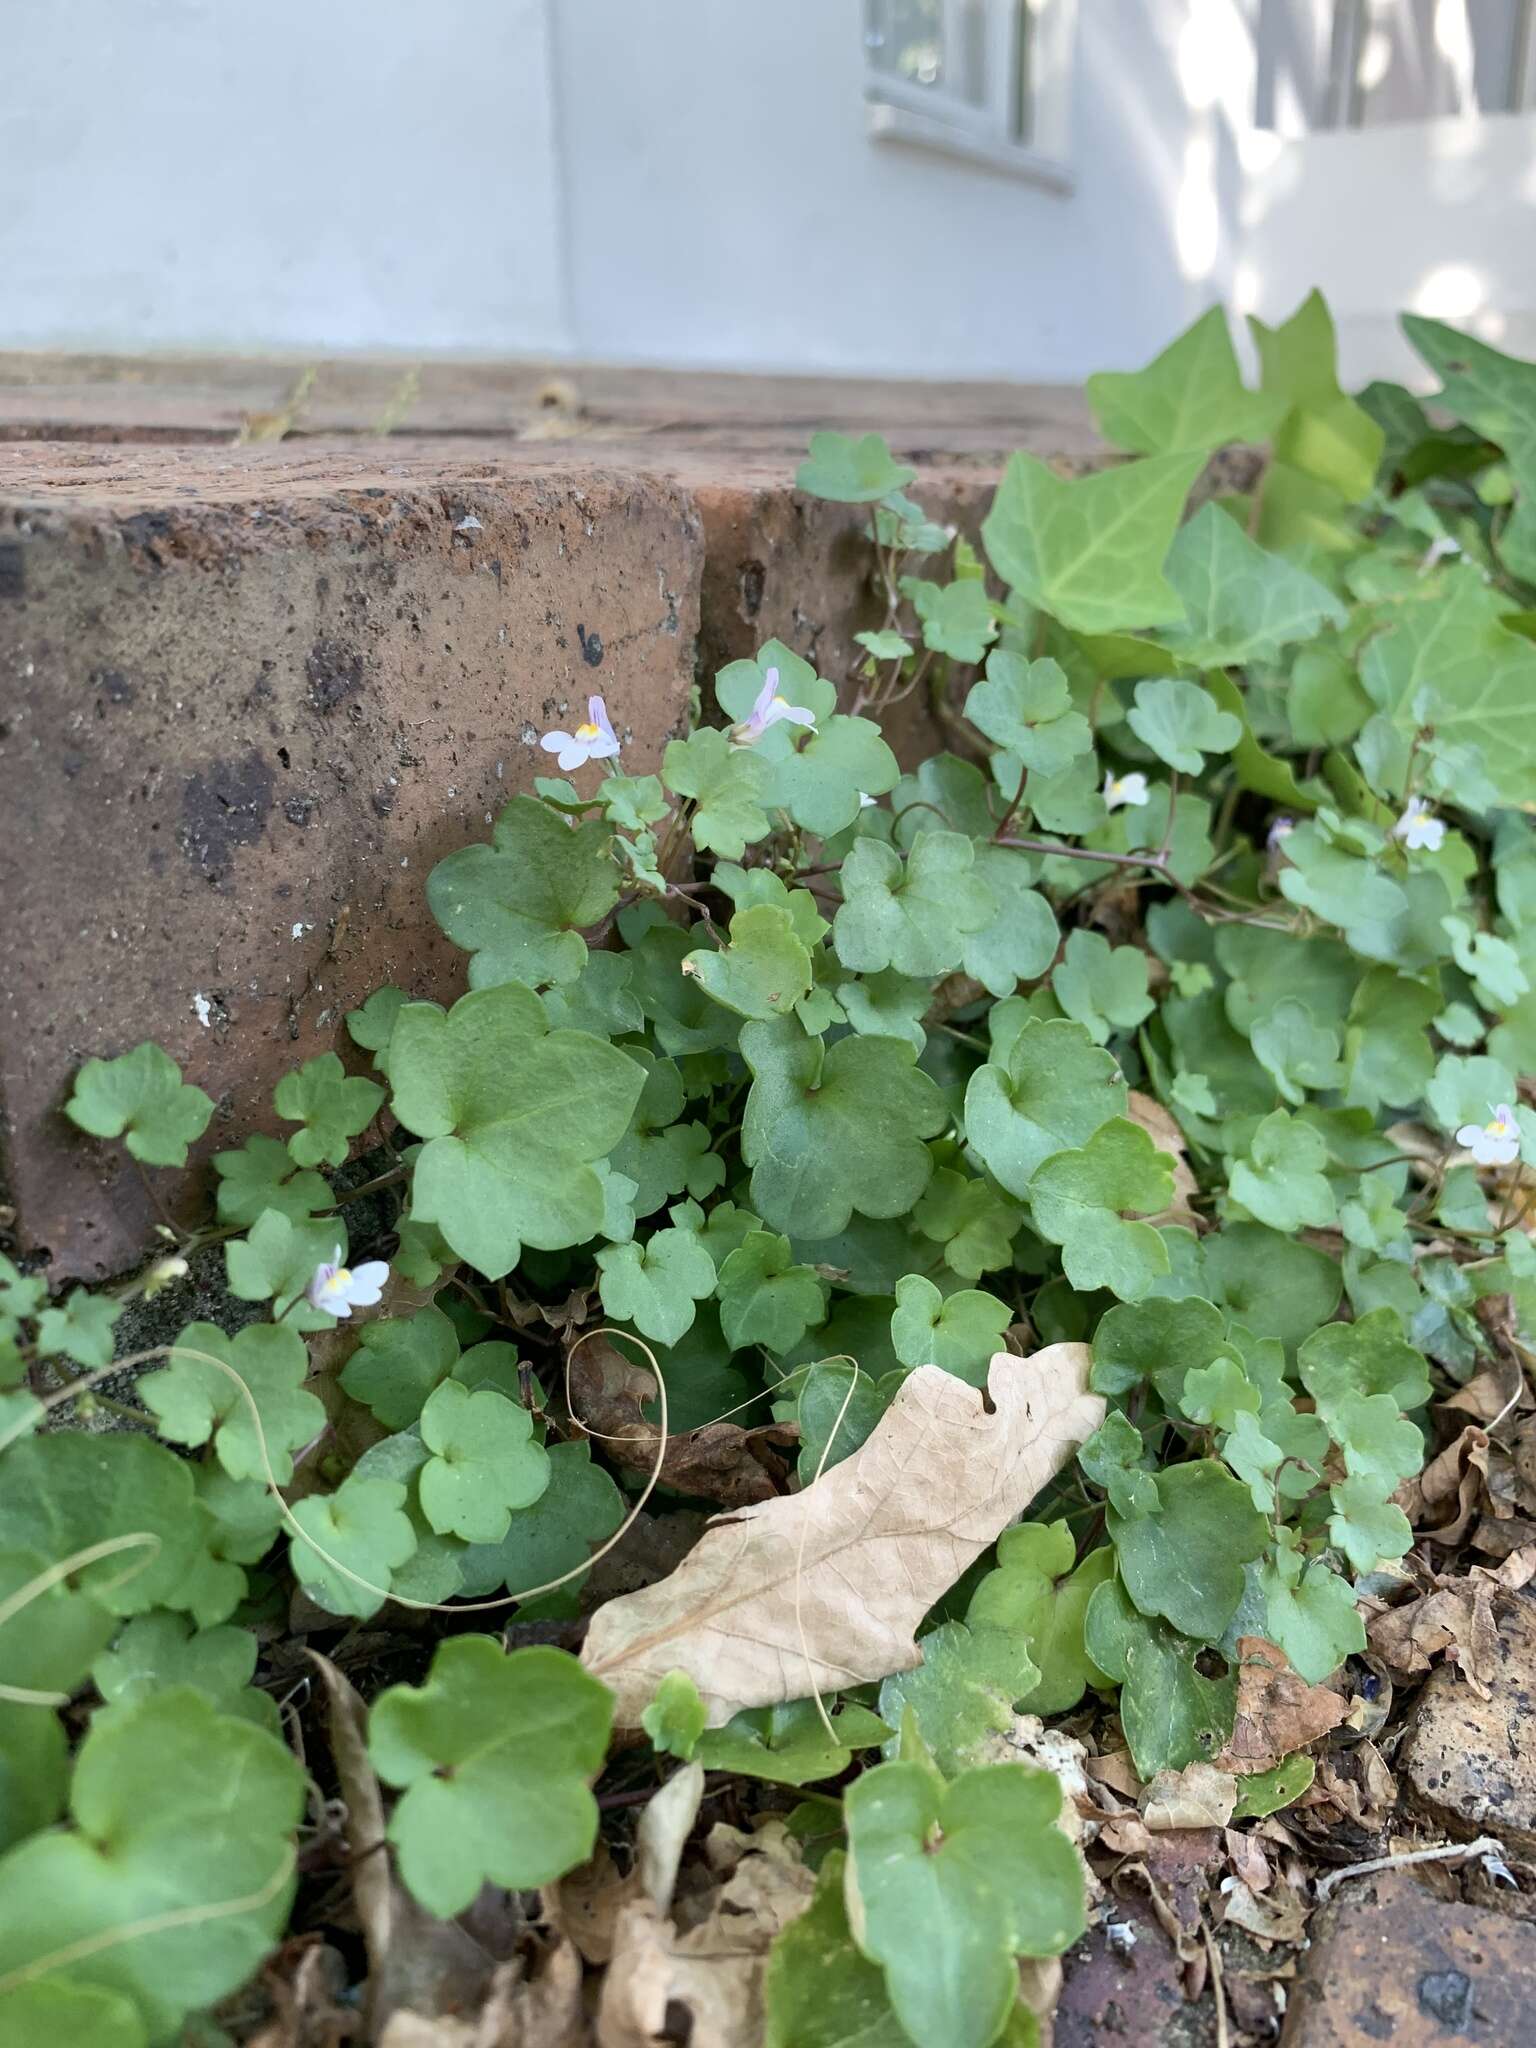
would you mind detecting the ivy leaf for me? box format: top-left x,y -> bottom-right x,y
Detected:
981,450 -> 1203,635
1329,1473 -> 1414,1574
0,1698 -> 65,1854
272,1052 -> 383,1169
64,1042 -> 214,1167
741,1017 -> 946,1238
347,984 -> 407,1066
1203,1223 -> 1341,1357
1091,1294 -> 1228,1401
1360,570 -> 1536,807
890,1274 -> 1010,1386
1078,1410 -> 1160,1517
963,651 -> 1092,777
0,1434 -> 206,1618
715,641 -> 838,740
368,1637 -> 612,1918
1260,1540 -> 1364,1683
288,1475 -> 418,1620
961,848 -> 1059,999
857,627 -> 916,661
213,1134 -> 329,1227
766,715 -> 901,837
595,1223 -> 717,1345
717,1231 -> 827,1352
0,1691 -> 301,2039
0,1545 -> 115,1699
796,431 -> 916,502
1180,1354 -> 1260,1430
640,1670 -> 707,1759
662,726 -> 774,857
34,1289 -> 121,1370
1250,998 -> 1345,1104
1158,501 -> 1346,667
876,1621 -> 1039,1776
900,574 -> 997,662
913,1167 -> 1022,1280
698,1699 -> 890,1785
966,1523 -> 1115,1715
426,795 -> 619,990
787,1359 -> 900,1485
834,832 -> 995,978
541,948 -> 646,1039
417,1379 -> 550,1544
1051,929 -> 1154,1045
457,1439 -> 626,1605
0,1981 -> 149,2047
1250,289 -> 1384,502
341,1304 -> 461,1429
1126,676 -> 1242,775
598,771 -> 670,831
93,1612 -> 276,1731
140,1320 -> 324,1486
1110,1460 -> 1269,1641
686,904 -> 813,1023
837,969 -> 929,1051
845,1759 -> 1085,2048
224,1208 -> 343,1333
1326,1391 -> 1424,1493
965,1018 -> 1127,1196
1086,305 -> 1286,457
389,982 -> 644,1279
1084,1579 -> 1237,1777
1402,314 -> 1536,583
1029,1119 -> 1174,1300
1442,914 -> 1529,1012
1297,1307 -> 1430,1413
1230,1110 -> 1337,1232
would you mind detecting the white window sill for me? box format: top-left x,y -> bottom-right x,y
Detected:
865,98 -> 1074,193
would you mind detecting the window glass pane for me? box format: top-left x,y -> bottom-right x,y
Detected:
866,1 -> 949,90
1336,0 -> 1526,123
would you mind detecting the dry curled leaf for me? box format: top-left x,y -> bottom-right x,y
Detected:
569,1336 -> 796,1508
1367,1577 -> 1503,1698
376,1945 -> 586,2048
1140,1763 -> 1238,1833
1397,1425 -> 1489,1545
581,1347 -> 1103,1726
1214,1637 -> 1348,1775
1125,1090 -> 1201,1229
595,1821 -> 814,2048
1219,1875 -> 1308,1946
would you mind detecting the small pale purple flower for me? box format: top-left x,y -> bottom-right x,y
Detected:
540,695 -> 621,773
1267,815 -> 1296,851
730,667 -> 817,748
307,1244 -> 390,1318
1394,796 -> 1445,852
1456,1104 -> 1520,1169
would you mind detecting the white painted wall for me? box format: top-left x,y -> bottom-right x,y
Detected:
0,0 -> 1532,384
0,0 -> 571,354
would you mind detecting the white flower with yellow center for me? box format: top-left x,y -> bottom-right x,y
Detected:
1393,796 -> 1445,852
730,667 -> 817,747
1102,770 -> 1149,811
307,1245 -> 390,1318
540,695 -> 621,773
1455,1103 -> 1521,1169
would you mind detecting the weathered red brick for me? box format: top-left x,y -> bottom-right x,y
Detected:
0,444 -> 702,1278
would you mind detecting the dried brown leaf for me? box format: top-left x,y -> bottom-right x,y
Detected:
1125,1090 -> 1201,1230
1219,1875 -> 1308,1946
569,1336 -> 796,1508
581,1347 -> 1104,1725
1367,1578 -> 1503,1698
1397,1425 -> 1489,1544
1140,1764 -> 1238,1832
1214,1637 -> 1348,1775
376,1944 -> 586,2048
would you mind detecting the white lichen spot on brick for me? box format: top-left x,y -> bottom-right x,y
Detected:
192,993 -> 213,1029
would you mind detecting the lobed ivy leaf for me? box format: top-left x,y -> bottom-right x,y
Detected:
1402,314 -> 1536,584
1126,675 -> 1242,775
796,430 -> 916,502
341,1304 -> 460,1429
1110,1459 -> 1269,1642
964,651 -> 1092,777
640,1669 -> 707,1760
964,1017 -> 1127,1196
140,1319 -> 324,1486
741,1017 -> 946,1238
93,1612 -> 276,1732
717,1230 -> 827,1352
877,1621 -> 1038,1776
595,1222 -> 717,1345
0,1545 -> 115,1700
389,982 -> 644,1279
368,1636 -> 612,1918
457,1438 -> 625,1605
213,1133 -> 329,1227
1078,1410 -> 1160,1518
685,902 -> 813,1021
662,726 -> 774,857
1250,998 -> 1345,1104
1084,1578 -> 1237,1777
698,1698 -> 890,1785
966,1522 -> 1115,1716
1051,929 -> 1154,1045
1260,1539 -> 1364,1683
834,831 -> 994,979
1029,1118 -> 1174,1300
225,1208 -> 343,1332
426,794 -> 619,990
889,1274 -> 1010,1386
765,715 -> 900,837
34,1288 -> 121,1370
982,449 -> 1203,636
64,1042 -> 214,1167
913,1166 -> 1023,1279
0,1434 -> 206,1618
272,1050 -> 384,1169
900,574 -> 996,662
1229,1109 -> 1337,1232
416,1378 -> 550,1544
1250,290 -> 1384,504
845,1758 -> 1085,2048
1158,501 -> 1345,667
288,1475 -> 418,1620
1086,304 -> 1286,457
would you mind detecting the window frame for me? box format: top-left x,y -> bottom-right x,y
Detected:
864,0 -> 1078,193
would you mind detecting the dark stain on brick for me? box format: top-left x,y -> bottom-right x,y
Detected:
179,751 -> 275,879
0,542 -> 23,599
305,638 -> 364,711
739,558 -> 766,619
93,668 -> 135,705
1417,1968 -> 1473,2027
577,624 -> 604,668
